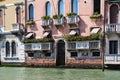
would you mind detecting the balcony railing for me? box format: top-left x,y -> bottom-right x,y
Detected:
76,41 -> 89,49
11,23 -> 24,33
54,17 -> 64,26
104,54 -> 120,64
25,42 -> 52,51
67,40 -> 100,50
67,42 -> 76,50
25,44 -> 31,51
41,19 -> 52,27
67,15 -> 79,25
41,43 -> 52,50
89,41 -> 100,49
105,24 -> 120,33
25,43 -> 40,51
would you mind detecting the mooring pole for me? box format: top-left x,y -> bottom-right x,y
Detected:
102,0 -> 106,72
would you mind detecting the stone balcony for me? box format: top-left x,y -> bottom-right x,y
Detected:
41,19 -> 52,29
104,54 -> 120,64
105,24 -> 120,34
11,23 -> 24,34
67,15 -> 79,25
67,40 -> 100,50
54,17 -> 65,26
25,42 -> 52,51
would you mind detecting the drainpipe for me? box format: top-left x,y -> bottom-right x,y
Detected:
24,0 -> 27,35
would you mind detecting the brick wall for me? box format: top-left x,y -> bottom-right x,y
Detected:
25,58 -> 56,67
66,58 -> 102,68
25,58 -> 102,68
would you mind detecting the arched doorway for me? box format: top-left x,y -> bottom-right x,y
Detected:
56,40 -> 65,66
110,4 -> 119,23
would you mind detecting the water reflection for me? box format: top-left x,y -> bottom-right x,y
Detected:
0,67 -> 119,80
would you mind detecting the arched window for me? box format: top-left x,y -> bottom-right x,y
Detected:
71,0 -> 78,14
11,41 -> 16,57
58,0 -> 64,14
16,7 -> 21,23
45,1 -> 51,16
29,4 -> 34,19
0,9 -> 3,26
6,41 -> 10,57
110,4 -> 118,23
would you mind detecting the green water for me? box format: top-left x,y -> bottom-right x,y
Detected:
0,67 -> 120,80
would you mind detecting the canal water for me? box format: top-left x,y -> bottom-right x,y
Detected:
0,67 -> 120,80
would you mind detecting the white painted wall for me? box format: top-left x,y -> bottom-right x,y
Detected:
105,34 -> 120,55
0,35 -> 25,63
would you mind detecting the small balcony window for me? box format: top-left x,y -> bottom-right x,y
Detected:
44,52 -> 51,57
71,0 -> 78,14
16,7 -> 21,23
45,1 -> 51,16
29,4 -> 34,20
58,0 -> 64,15
92,51 -> 100,57
70,52 -> 78,57
93,0 -> 100,14
28,53 -> 34,57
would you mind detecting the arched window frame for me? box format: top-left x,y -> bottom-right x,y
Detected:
6,41 -> 10,57
109,4 -> 119,23
71,0 -> 78,14
58,0 -> 64,15
45,1 -> 51,16
28,4 -> 34,20
11,41 -> 17,57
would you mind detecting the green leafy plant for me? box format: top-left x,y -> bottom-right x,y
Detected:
41,16 -> 50,20
22,38 -> 54,43
90,12 -> 102,19
52,14 -> 63,19
26,19 -> 35,25
67,12 -> 77,17
63,31 -> 101,41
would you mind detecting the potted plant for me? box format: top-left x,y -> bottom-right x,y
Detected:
90,12 -> 102,19
41,16 -> 50,20
52,14 -> 63,19
67,12 -> 77,17
26,19 -> 35,25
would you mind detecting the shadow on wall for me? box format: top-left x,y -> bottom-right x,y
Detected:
79,18 -> 88,34
52,17 -> 69,35
30,24 -> 39,31
94,18 -> 104,26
